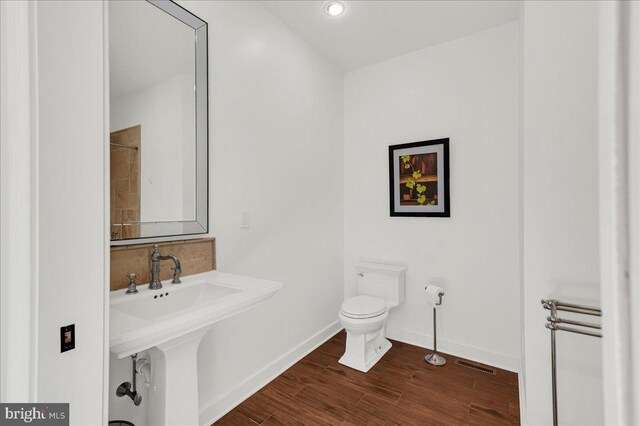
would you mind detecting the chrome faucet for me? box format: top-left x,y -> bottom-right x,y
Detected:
149,244 -> 182,290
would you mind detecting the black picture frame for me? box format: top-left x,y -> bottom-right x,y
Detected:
389,138 -> 450,217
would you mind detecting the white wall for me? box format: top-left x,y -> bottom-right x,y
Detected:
521,1 -> 603,424
109,1 -> 344,424
111,74 -> 196,222
36,1 -> 106,425
0,0 -> 36,403
598,2 -> 640,423
195,1 -> 344,419
343,22 -> 521,371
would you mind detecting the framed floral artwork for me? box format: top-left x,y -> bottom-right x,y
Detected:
389,138 -> 450,217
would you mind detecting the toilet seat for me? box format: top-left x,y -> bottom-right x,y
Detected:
340,295 -> 387,319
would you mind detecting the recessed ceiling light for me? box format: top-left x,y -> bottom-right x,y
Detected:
324,1 -> 345,17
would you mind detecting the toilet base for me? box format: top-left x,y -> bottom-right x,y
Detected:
339,333 -> 392,373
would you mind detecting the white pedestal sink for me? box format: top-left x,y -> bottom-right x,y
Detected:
110,270 -> 282,425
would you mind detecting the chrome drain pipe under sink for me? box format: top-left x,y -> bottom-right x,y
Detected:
116,354 -> 143,406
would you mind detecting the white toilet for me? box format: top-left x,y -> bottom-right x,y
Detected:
338,262 -> 406,372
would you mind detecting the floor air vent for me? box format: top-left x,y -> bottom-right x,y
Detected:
455,359 -> 496,375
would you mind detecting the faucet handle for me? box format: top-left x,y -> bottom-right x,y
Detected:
126,273 -> 139,294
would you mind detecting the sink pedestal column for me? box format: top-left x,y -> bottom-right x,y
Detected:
148,330 -> 208,426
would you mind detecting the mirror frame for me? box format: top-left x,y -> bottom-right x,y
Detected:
110,0 -> 209,246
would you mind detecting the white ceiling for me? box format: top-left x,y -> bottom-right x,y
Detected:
261,1 -> 520,71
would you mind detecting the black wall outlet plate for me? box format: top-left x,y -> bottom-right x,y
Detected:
60,324 -> 75,353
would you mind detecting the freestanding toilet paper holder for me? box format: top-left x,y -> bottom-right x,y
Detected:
424,288 -> 446,366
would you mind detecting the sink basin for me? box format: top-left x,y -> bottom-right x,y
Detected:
110,270 -> 282,358
111,281 -> 241,321
109,270 -> 282,425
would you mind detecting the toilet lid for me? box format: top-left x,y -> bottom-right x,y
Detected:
341,295 -> 387,319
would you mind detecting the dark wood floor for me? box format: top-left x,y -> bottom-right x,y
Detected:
215,331 -> 520,425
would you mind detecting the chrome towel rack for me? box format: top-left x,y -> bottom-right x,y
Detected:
110,142 -> 138,150
541,299 -> 601,426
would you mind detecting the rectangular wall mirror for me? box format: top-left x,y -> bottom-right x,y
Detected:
109,0 -> 208,245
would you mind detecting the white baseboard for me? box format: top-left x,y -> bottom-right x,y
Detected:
386,324 -> 520,372
199,321 -> 343,425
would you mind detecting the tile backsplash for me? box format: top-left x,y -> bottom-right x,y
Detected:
110,238 -> 216,291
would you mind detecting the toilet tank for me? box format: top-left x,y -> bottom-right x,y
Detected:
355,262 -> 406,307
